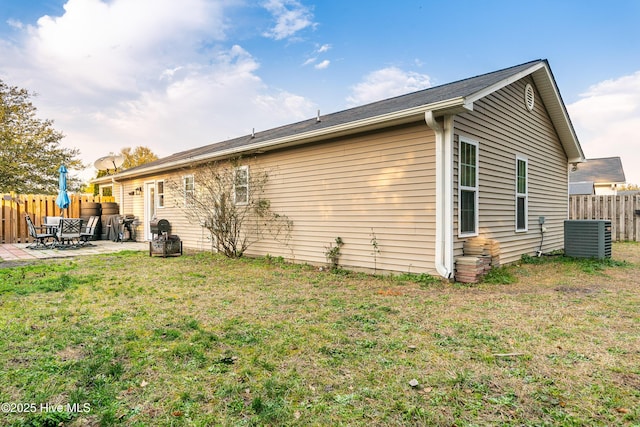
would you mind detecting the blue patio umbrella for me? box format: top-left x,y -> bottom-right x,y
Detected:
56,165 -> 70,216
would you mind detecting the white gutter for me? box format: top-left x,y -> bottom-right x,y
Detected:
425,111 -> 454,279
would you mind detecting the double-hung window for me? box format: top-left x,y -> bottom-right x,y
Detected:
234,166 -> 249,205
516,156 -> 528,231
459,138 -> 479,236
183,175 -> 194,206
156,181 -> 164,208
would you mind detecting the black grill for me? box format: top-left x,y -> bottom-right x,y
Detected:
149,218 -> 171,237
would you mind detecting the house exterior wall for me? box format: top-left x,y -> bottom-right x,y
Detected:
111,173 -> 176,243
245,123 -> 437,273
115,123 -> 439,274
109,76 -> 573,273
594,183 -> 618,195
453,77 -> 569,264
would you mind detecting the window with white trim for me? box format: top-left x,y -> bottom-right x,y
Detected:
157,180 -> 164,208
183,175 -> 194,206
459,138 -> 479,236
516,156 -> 528,232
234,166 -> 249,205
100,184 -> 113,197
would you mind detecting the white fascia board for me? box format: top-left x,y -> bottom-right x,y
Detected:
93,97 -> 468,183
531,67 -> 585,163
463,62 -> 547,105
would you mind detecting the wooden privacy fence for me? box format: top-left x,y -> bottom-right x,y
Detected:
569,195 -> 640,242
1,192 -> 114,244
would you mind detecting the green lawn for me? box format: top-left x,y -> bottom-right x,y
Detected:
1,244 -> 639,426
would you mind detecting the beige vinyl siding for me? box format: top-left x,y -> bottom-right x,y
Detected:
155,172 -> 215,250
247,123 -> 437,273
110,174 -> 212,249
115,123 -> 436,273
454,77 -> 569,264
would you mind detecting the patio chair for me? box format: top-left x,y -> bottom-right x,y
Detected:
25,214 -> 54,249
79,216 -> 99,246
43,216 -> 62,236
56,218 -> 84,248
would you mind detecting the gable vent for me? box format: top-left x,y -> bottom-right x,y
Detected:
524,83 -> 535,111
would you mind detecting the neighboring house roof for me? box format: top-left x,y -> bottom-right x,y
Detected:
569,157 -> 626,185
569,181 -> 595,195
95,59 -> 584,182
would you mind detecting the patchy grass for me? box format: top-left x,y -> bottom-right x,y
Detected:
0,244 -> 639,426
0,261 -> 97,295
520,252 -> 629,273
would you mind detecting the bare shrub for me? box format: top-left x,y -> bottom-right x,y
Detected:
166,159 -> 292,258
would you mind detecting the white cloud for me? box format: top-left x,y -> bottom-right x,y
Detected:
346,67 -> 431,107
102,45 -> 312,140
568,71 -> 640,185
24,0 -> 225,95
302,57 -> 316,66
302,44 -> 330,67
7,19 -> 24,30
0,0 -> 317,182
262,0 -> 316,40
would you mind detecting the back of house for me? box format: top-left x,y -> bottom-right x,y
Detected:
93,59 -> 584,278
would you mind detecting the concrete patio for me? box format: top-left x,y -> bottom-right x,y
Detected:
0,240 -> 149,264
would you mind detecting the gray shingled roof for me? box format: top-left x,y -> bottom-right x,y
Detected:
570,157 -> 626,184
117,60 -> 545,176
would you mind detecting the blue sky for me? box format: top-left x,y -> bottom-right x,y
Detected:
1,0 -> 639,184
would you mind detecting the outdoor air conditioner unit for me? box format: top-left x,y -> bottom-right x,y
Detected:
564,220 -> 612,259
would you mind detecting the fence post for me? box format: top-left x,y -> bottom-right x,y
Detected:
619,195 -> 625,241
625,195 -> 633,241
20,194 -> 30,243
635,195 -> 640,242
1,194 -> 9,244
10,192 -> 17,243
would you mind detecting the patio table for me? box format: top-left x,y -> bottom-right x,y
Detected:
43,222 -> 60,244
51,218 -> 84,248
44,222 -> 60,233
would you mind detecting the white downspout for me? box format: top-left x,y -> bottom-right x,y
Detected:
425,111 -> 454,278
111,177 -> 123,215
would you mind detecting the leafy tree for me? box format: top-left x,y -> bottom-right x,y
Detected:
87,146 -> 158,194
166,159 -> 293,258
0,80 -> 83,193
121,146 -> 158,169
619,183 -> 640,191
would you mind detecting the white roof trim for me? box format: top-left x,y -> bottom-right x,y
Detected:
464,62 -> 547,105
531,65 -> 584,163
